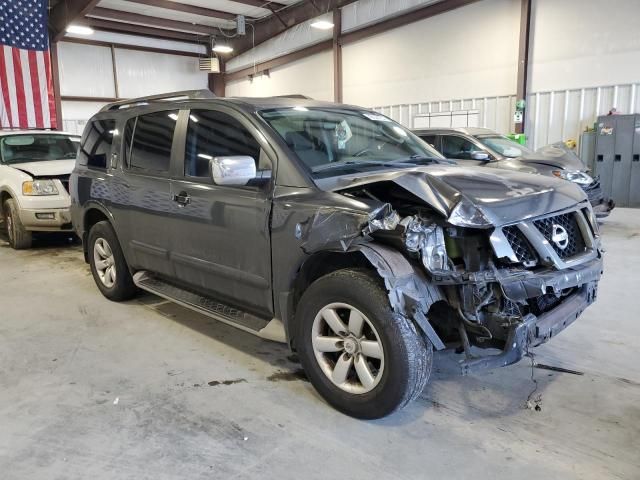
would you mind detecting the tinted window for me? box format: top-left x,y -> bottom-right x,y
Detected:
123,117 -> 136,167
184,109 -> 261,178
129,110 -> 178,173
78,119 -> 116,169
419,134 -> 437,149
441,135 -> 480,160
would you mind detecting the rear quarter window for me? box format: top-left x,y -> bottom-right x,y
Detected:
78,119 -> 117,169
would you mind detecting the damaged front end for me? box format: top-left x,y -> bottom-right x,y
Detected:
296,170 -> 604,374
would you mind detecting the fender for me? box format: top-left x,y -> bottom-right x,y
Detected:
355,242 -> 447,350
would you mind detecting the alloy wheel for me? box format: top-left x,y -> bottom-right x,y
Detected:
93,237 -> 116,288
311,302 -> 385,394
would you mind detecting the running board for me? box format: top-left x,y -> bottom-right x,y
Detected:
133,271 -> 286,343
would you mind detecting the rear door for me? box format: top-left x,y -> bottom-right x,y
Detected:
168,107 -> 274,314
116,109 -> 180,277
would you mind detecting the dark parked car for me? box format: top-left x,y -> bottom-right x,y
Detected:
413,127 -> 614,217
71,91 -> 603,419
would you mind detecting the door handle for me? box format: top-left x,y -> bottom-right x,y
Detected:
172,191 -> 191,207
614,154 -> 621,162
633,154 -> 640,162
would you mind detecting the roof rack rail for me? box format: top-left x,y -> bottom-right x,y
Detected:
273,94 -> 314,100
100,89 -> 216,112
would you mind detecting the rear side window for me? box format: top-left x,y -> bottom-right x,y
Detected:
78,119 -> 116,169
128,110 -> 178,173
184,109 -> 261,178
441,135 -> 478,160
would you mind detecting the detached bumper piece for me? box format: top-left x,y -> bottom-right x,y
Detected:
460,282 -> 598,375
583,178 -> 614,218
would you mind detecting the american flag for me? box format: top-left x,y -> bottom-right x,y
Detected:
0,0 -> 57,129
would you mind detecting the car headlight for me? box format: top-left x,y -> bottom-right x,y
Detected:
22,180 -> 59,196
448,199 -> 492,228
552,170 -> 593,185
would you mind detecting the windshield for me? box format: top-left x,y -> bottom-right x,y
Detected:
260,107 -> 444,177
476,135 -> 533,158
0,134 -> 78,164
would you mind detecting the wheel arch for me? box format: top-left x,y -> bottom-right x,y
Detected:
287,243 -> 446,351
82,203 -> 117,261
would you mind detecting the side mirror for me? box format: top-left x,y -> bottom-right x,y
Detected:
471,151 -> 490,161
210,156 -> 256,186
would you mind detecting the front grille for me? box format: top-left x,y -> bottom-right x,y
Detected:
533,212 -> 586,259
503,225 -> 537,264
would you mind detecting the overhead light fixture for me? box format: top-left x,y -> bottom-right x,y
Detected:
310,20 -> 334,30
213,44 -> 234,54
66,25 -> 94,35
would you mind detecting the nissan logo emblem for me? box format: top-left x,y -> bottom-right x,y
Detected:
551,224 -> 569,250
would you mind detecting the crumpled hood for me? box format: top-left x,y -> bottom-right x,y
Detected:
9,159 -> 75,177
516,144 -> 587,171
321,165 -> 587,227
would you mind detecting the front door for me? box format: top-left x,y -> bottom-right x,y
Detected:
168,108 -> 274,314
440,134 -> 492,166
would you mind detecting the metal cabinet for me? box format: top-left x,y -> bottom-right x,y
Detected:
594,114 -> 640,207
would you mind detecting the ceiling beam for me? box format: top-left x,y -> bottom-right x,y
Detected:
227,0 -> 360,57
89,7 -> 218,35
227,0 -> 287,9
62,37 -> 204,57
80,17 -> 208,43
120,0 -> 237,21
49,0 -> 102,42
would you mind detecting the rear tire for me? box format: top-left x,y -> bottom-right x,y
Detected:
3,199 -> 32,249
295,269 -> 432,419
88,221 -> 137,301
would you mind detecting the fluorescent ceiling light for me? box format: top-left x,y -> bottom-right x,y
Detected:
66,25 -> 94,35
212,45 -> 234,54
310,20 -> 334,30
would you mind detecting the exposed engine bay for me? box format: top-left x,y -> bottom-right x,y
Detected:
296,177 -> 603,373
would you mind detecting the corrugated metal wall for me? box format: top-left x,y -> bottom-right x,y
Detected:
373,82 -> 640,149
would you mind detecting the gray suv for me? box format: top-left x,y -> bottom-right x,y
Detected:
71,91 -> 603,419
414,127 -> 614,217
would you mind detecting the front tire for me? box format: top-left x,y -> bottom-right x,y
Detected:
296,269 -> 432,419
88,221 -> 137,301
3,199 -> 32,249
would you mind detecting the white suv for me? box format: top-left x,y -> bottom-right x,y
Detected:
0,130 -> 79,249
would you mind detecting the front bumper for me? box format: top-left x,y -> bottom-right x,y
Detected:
460,256 -> 602,375
18,207 -> 73,231
582,178 -> 614,218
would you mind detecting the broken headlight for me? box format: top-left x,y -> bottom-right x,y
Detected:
448,199 -> 491,228
552,170 -> 593,185
403,217 -> 450,272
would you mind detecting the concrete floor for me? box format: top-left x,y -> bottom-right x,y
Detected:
0,209 -> 639,480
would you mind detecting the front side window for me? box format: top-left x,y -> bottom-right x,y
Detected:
184,109 -> 261,178
0,134 -> 77,164
78,119 -> 116,169
477,135 -> 533,158
128,110 -> 178,173
260,108 -> 443,178
441,135 -> 481,160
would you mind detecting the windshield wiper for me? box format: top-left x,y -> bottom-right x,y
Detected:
386,154 -> 437,164
312,160 -> 416,173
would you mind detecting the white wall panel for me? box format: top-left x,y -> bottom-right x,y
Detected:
342,0 -> 520,107
64,31 -> 207,54
226,51 -> 333,101
530,0 -> 640,92
61,101 -> 109,134
58,42 -> 115,97
115,50 -> 208,98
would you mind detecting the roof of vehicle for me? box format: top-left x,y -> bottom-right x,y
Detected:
98,89 -> 368,114
0,130 -> 79,137
412,127 -> 498,136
